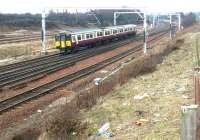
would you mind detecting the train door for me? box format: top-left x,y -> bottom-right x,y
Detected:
65,34 -> 72,47
55,35 -> 60,48
60,34 -> 66,48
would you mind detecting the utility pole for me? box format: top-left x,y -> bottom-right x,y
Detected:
41,10 -> 46,54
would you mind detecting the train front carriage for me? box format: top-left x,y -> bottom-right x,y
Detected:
55,33 -> 73,53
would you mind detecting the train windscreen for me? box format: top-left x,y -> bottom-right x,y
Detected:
55,35 -> 60,41
60,34 -> 66,41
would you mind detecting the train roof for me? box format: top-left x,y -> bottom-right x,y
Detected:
104,24 -> 137,29
63,28 -> 102,34
59,24 -> 137,34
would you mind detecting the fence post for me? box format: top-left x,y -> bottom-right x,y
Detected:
181,105 -> 198,140
194,70 -> 200,104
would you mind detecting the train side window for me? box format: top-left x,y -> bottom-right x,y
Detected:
90,34 -> 93,38
113,30 -> 117,34
77,35 -> 81,41
125,28 -> 128,32
97,32 -> 103,36
105,30 -> 110,35
120,29 -> 123,33
72,35 -> 76,42
105,31 -> 108,35
82,34 -> 85,40
86,34 -> 90,39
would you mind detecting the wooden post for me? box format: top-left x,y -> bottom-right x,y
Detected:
195,71 -> 200,104
194,38 -> 200,140
195,38 -> 200,67
181,105 -> 198,140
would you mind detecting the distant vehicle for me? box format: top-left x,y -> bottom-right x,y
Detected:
55,24 -> 137,53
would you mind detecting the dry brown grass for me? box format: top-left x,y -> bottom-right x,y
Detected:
0,39 -> 57,65
76,33 -> 195,139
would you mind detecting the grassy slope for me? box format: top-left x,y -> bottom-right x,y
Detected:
80,31 -> 197,139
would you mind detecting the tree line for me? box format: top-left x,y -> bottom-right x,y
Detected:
0,10 -> 197,29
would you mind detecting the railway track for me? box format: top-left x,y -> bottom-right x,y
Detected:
0,36 -> 140,88
0,30 -> 168,88
0,30 -> 168,113
0,33 -> 54,45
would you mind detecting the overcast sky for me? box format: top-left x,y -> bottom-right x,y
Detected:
0,0 -> 199,14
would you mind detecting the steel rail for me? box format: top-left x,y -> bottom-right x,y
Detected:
0,31 -> 168,113
0,29 -> 168,88
0,35 -> 143,88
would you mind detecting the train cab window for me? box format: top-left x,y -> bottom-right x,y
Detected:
65,34 -> 71,39
77,35 -> 82,41
86,34 -> 90,39
60,34 -> 66,40
90,34 -> 93,38
55,35 -> 60,41
82,34 -> 85,40
72,35 -> 76,42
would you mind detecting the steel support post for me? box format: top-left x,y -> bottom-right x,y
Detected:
170,14 -> 172,39
143,12 -> 147,53
41,11 -> 46,54
114,13 -> 117,26
153,15 -> 155,28
178,14 -> 181,31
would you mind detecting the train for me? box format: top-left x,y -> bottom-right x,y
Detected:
55,24 -> 137,53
